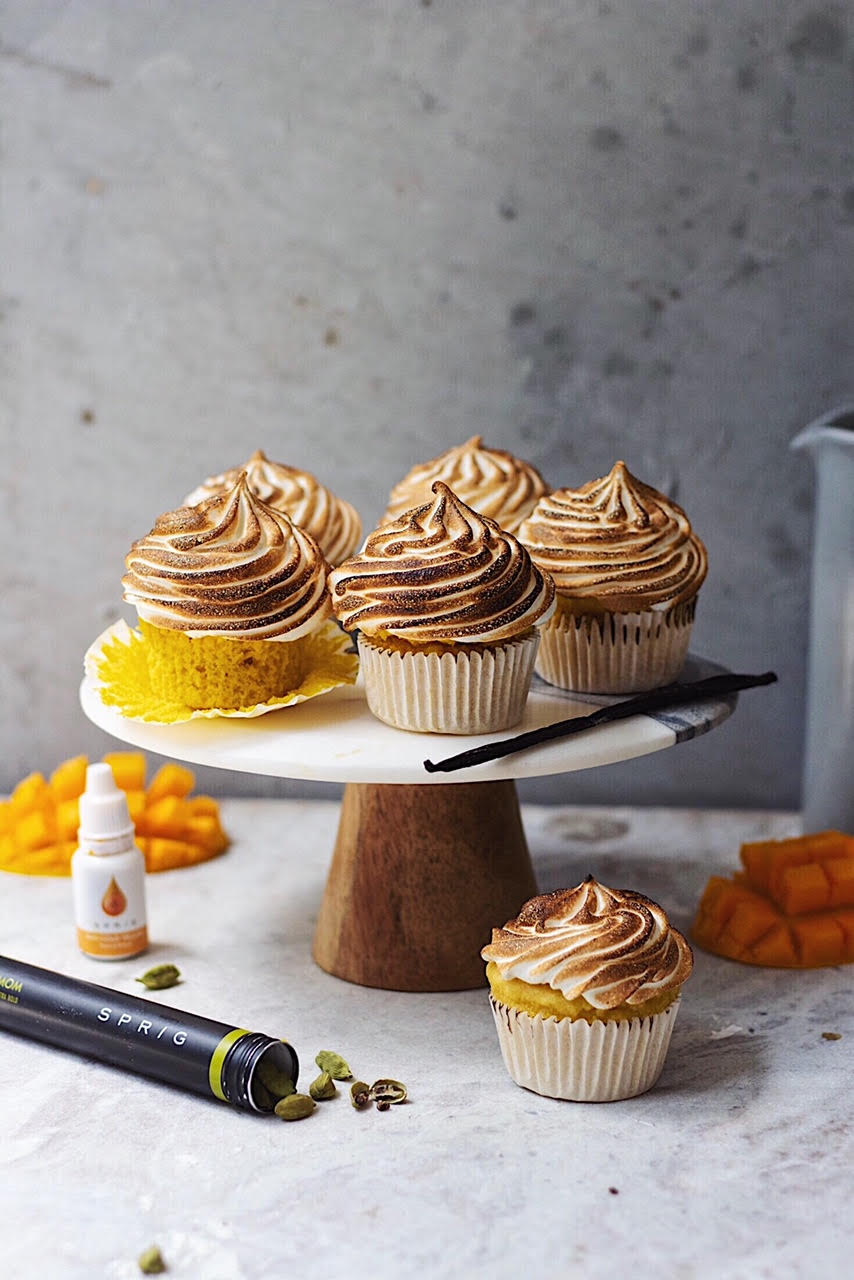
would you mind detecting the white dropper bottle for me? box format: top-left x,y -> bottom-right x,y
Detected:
71,762 -> 149,960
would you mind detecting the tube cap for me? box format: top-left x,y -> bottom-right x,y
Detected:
78,763 -> 135,842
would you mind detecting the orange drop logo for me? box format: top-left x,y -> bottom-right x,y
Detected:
101,877 -> 127,917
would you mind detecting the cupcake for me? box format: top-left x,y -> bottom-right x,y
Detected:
122,473 -> 336,710
482,878 -> 693,1101
518,460 -> 708,693
328,482 -> 555,733
383,436 -> 549,533
183,449 -> 362,566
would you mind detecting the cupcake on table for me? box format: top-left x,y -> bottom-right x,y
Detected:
518,460 -> 708,693
183,449 -> 362,567
328,482 -> 555,734
482,877 -> 693,1101
383,436 -> 549,533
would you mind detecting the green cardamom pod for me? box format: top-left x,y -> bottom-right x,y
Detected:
274,1093 -> 316,1121
370,1078 -> 408,1106
256,1059 -> 296,1100
309,1070 -> 337,1101
315,1050 -> 353,1080
138,1243 -> 167,1274
350,1080 -> 371,1109
252,1081 -> 277,1111
135,964 -> 181,991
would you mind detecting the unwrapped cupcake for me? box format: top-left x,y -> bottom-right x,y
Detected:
116,472 -> 356,716
482,877 -> 693,1101
518,460 -> 708,693
383,436 -> 549,533
183,449 -> 362,566
328,481 -> 555,733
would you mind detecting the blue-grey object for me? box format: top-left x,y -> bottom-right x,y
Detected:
791,406 -> 854,833
530,653 -> 737,745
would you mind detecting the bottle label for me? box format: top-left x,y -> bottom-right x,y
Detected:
73,853 -> 148,959
76,924 -> 149,959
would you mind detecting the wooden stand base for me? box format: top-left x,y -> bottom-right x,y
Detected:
313,780 -> 537,991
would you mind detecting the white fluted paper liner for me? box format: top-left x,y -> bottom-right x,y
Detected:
357,631 -> 540,733
489,996 -> 681,1101
535,598 -> 696,694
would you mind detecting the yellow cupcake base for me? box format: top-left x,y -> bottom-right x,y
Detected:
484,963 -> 679,1023
85,620 -> 358,724
138,619 -> 316,709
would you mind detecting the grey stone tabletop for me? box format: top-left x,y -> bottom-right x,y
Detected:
0,799 -> 850,1280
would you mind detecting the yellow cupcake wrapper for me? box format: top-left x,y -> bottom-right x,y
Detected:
85,620 -> 358,724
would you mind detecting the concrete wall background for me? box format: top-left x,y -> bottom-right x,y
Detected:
2,0 -> 852,807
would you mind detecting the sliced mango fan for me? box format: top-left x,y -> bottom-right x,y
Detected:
0,752 -> 230,877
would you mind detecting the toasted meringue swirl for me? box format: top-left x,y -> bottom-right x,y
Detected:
518,461 -> 707,610
123,473 -> 330,640
482,879 -> 693,1009
384,436 -> 549,533
328,482 -> 555,643
183,450 -> 362,566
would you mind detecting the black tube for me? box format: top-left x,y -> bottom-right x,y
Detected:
0,955 -> 298,1113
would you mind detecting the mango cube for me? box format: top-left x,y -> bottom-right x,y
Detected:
49,755 -> 88,802
147,763 -> 195,804
103,751 -> 147,792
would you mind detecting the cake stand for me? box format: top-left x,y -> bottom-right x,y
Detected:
80,642 -> 736,992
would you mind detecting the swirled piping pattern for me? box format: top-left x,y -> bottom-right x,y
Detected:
183,450 -> 362,566
481,878 -> 693,1008
328,482 -> 555,643
384,436 -> 549,533
518,461 -> 707,610
123,473 -> 330,639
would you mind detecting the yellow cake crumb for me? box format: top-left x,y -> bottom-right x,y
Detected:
140,619 -> 309,708
89,617 -> 357,723
485,962 -> 680,1023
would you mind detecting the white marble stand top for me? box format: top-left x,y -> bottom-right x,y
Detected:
1,799 -> 850,1280
79,644 -> 736,785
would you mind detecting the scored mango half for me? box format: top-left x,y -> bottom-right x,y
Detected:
692,830 -> 854,968
0,753 -> 229,876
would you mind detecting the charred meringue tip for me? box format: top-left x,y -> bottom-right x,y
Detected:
482,878 -> 693,1009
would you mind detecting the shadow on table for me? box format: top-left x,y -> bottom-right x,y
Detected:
655,1018 -> 769,1098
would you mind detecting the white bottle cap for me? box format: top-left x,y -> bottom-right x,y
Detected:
78,762 -> 135,842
